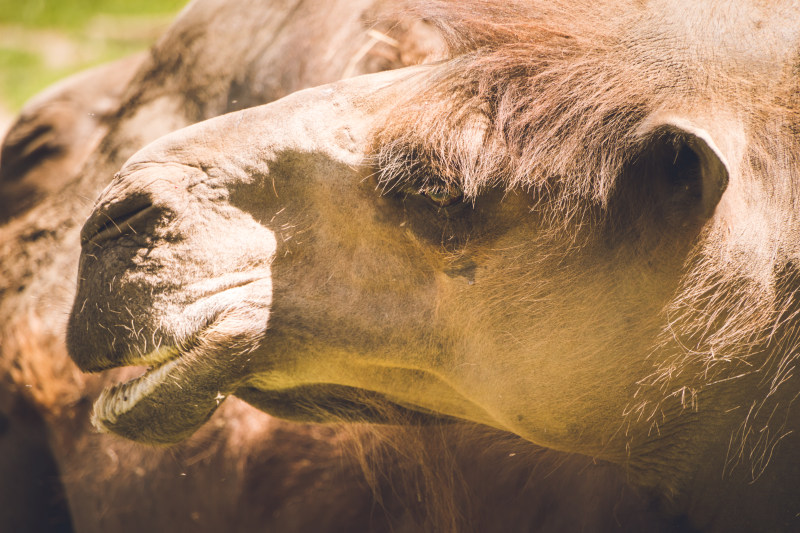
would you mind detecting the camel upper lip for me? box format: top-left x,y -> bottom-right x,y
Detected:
71,275 -> 270,373
118,344 -> 184,370
80,344 -> 184,374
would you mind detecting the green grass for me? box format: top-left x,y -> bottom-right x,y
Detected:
0,47 -> 65,109
0,0 -> 188,113
0,0 -> 187,29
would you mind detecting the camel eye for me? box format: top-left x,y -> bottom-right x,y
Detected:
420,184 -> 463,207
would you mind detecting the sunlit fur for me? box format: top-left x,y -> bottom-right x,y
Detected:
375,0 -> 800,486
5,1 -> 800,532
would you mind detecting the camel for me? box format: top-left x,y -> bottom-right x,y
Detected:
2,1 -> 669,532
5,0 -> 800,531
0,2 -> 450,531
0,54 -> 146,225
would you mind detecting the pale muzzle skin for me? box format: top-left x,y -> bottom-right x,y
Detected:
66,63 -> 727,467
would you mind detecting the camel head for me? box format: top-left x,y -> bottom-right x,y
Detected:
67,1 -> 800,495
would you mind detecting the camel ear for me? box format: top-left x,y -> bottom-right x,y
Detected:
636,116 -> 730,217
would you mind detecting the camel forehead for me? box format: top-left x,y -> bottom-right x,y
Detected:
627,3 -> 800,89
645,0 -> 800,55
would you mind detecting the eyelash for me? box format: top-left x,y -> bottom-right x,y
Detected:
375,163 -> 464,208
418,184 -> 464,207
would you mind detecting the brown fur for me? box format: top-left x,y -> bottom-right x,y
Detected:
0,313 -> 684,532
375,1 -> 800,483
379,1 -> 798,206
5,1 -> 800,531
0,54 -> 145,224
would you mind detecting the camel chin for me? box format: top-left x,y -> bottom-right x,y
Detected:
89,342 -> 231,444
85,287 -> 275,444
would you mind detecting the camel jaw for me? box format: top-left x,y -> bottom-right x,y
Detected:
92,350 -> 183,432
86,308 -> 265,444
89,345 -> 224,444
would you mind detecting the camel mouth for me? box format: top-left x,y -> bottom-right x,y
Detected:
92,347 -> 185,430
86,305 -> 266,444
118,344 -> 183,370
68,272 -> 272,374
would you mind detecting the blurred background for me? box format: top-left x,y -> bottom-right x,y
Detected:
0,0 -> 188,133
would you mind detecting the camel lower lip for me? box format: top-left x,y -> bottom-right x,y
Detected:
92,349 -> 183,429
83,307 -> 268,443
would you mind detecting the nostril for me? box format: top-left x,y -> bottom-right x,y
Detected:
81,196 -> 156,246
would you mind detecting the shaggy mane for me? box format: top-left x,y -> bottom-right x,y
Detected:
374,0 -> 796,214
